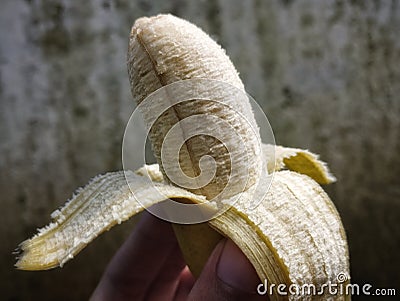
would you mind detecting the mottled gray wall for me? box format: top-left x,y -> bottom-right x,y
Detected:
1,0 -> 399,300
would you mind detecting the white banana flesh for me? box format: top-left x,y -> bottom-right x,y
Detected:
16,14 -> 350,301
128,14 -> 262,201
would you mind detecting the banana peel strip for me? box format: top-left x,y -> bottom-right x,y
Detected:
15,170 -> 208,270
263,144 -> 337,185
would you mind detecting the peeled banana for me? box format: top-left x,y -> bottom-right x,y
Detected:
15,14 -> 350,300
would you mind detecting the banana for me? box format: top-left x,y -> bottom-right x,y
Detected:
15,14 -> 350,300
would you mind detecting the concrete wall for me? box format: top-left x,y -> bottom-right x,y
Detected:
1,0 -> 399,299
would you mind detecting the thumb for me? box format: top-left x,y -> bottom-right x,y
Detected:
188,238 -> 265,301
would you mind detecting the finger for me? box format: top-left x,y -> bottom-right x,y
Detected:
188,238 -> 266,301
174,266 -> 196,301
90,210 -> 186,301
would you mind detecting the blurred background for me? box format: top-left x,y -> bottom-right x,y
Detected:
1,0 -> 399,300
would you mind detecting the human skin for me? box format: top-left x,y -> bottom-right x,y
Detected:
90,211 -> 265,301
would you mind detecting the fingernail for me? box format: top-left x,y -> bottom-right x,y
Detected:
217,239 -> 260,293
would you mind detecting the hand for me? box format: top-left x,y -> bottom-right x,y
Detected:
90,211 -> 265,301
